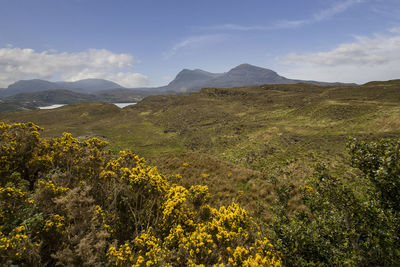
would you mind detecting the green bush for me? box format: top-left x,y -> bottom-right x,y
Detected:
269,138 -> 400,266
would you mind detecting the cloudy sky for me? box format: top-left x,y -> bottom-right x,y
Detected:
0,0 -> 399,88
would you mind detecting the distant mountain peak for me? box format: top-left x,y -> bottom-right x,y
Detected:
175,68 -> 215,76
76,78 -> 110,82
228,63 -> 277,73
168,68 -> 221,89
233,63 -> 259,68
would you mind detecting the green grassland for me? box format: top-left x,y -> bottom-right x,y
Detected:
1,80 -> 400,216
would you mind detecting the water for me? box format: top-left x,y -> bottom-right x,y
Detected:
38,104 -> 66,109
37,102 -> 137,109
113,102 -> 137,108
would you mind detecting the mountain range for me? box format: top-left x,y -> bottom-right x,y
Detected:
154,64 -> 355,93
0,64 -> 357,111
0,64 -> 355,97
0,78 -> 123,97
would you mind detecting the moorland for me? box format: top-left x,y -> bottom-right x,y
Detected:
1,79 -> 400,265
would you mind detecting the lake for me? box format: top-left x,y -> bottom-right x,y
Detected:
38,102 -> 137,109
38,104 -> 66,110
113,102 -> 137,108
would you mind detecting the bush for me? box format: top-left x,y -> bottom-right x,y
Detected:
0,122 -> 281,266
269,138 -> 400,266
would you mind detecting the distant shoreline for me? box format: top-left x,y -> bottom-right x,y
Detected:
38,102 -> 137,109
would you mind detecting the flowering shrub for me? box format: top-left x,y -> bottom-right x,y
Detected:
0,122 -> 281,266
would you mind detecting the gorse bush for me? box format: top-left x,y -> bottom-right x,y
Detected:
2,121 -> 398,266
0,122 -> 281,266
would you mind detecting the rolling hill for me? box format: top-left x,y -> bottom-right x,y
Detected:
1,80 -> 399,206
1,79 -> 400,265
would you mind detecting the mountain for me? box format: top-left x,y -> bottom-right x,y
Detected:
55,79 -> 123,92
0,78 -> 123,97
0,64 -> 356,100
203,64 -> 291,88
159,64 -> 355,93
164,69 -> 222,92
3,79 -> 60,96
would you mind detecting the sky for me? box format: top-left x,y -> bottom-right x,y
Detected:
0,0 -> 400,88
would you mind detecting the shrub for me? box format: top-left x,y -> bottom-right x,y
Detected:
0,122 -> 281,266
269,138 -> 400,266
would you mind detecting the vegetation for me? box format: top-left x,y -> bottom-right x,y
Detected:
1,80 -> 400,265
270,138 -> 400,265
2,81 -> 399,214
0,122 -> 280,266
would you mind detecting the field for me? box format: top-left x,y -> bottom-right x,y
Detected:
2,80 -> 400,216
2,80 -> 400,265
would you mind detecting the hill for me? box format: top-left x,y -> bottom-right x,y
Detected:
1,80 -> 399,200
158,64 -> 355,93
5,89 -> 96,104
0,88 -> 147,112
0,78 -> 124,97
55,78 -> 123,92
1,80 -> 400,265
2,80 -> 399,156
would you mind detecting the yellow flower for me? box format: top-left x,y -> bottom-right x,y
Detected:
303,185 -> 313,193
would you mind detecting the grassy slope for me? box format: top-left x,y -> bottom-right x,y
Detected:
1,81 -> 400,216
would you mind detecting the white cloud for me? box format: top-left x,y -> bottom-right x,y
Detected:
313,0 -> 364,21
197,24 -> 271,31
200,0 -> 364,31
276,30 -> 400,83
0,47 -> 149,88
273,20 -> 308,29
275,0 -> 364,29
163,34 -> 226,59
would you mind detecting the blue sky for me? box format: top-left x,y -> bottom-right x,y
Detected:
0,0 -> 400,87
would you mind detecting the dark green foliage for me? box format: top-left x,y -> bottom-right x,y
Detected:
348,138 -> 400,211
270,139 -> 400,266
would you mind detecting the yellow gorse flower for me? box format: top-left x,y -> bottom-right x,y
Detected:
0,122 -> 282,266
